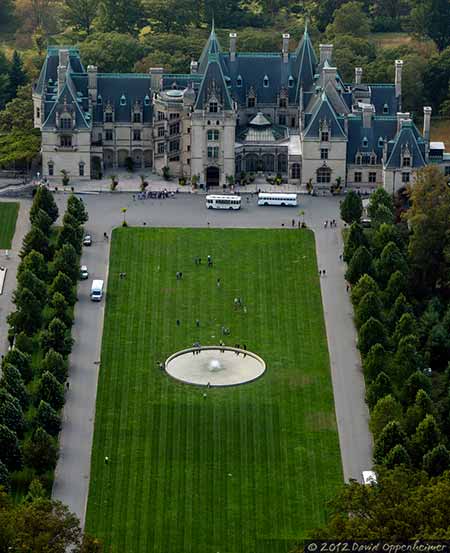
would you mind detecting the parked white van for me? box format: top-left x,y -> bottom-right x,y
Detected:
90,279 -> 104,302
362,470 -> 378,485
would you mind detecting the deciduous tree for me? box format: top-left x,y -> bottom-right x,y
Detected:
0,424 -> 22,471
41,318 -> 74,357
358,317 -> 386,355
370,394 -> 403,440
37,371 -> 65,410
345,246 -> 374,285
373,420 -> 408,464
23,426 -> 58,473
340,190 -> 363,224
36,400 -> 61,436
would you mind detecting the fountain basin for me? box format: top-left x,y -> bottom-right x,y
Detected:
164,347 -> 266,387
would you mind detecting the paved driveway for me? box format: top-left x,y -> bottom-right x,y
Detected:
51,192 -> 372,526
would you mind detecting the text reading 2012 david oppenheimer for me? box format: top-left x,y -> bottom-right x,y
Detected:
304,541 -> 450,553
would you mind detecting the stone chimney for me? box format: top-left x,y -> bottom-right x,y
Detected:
87,65 -> 98,101
423,106 -> 432,142
230,32 -> 237,62
397,111 -> 410,132
362,103 -> 373,128
56,48 -> 69,96
395,60 -> 403,103
190,60 -> 198,74
282,33 -> 290,63
323,65 -> 337,87
149,67 -> 164,92
319,44 -> 333,65
355,67 -> 363,85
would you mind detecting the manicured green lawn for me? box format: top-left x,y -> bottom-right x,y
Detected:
85,228 -> 342,553
0,202 -> 19,249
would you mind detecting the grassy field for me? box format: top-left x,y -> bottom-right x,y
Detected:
0,202 -> 19,249
85,228 -> 342,553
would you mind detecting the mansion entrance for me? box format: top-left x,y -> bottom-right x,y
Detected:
206,166 -> 220,187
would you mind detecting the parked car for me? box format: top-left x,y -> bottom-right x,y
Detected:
83,234 -> 92,246
80,265 -> 89,280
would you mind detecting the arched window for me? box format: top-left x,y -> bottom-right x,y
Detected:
144,95 -> 150,106
288,75 -> 294,88
236,75 -> 242,87
48,162 -> 54,176
97,95 -> 102,105
278,154 -> 287,173
317,166 -> 331,184
79,162 -> 85,177
362,137 -> 368,148
291,163 -> 301,179
383,103 -> 389,114
263,75 -> 269,88
120,94 -> 126,106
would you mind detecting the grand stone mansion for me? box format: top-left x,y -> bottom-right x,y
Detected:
33,25 -> 450,190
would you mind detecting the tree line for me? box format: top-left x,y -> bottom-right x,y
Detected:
0,188 -> 101,549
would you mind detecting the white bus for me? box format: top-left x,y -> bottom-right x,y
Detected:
258,193 -> 298,206
206,195 -> 241,210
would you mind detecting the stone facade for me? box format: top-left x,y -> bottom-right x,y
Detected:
33,28 -> 450,190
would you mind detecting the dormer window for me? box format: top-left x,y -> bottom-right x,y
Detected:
120,94 -> 126,106
279,97 -> 287,108
105,111 -> 113,123
383,103 -> 389,114
321,130 -> 329,142
209,101 -> 218,113
133,112 -> 141,123
356,153 -> 362,165
236,75 -> 242,87
403,155 -> 411,167
288,75 -> 294,88
97,95 -> 102,105
263,75 -> 269,88
362,137 -> 368,148
144,95 -> 150,106
60,115 -> 72,130
247,96 -> 256,108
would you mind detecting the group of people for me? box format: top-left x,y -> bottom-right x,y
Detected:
324,219 -> 337,228
132,190 -> 176,200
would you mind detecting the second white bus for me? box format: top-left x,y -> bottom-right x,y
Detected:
206,195 -> 241,210
258,193 -> 298,207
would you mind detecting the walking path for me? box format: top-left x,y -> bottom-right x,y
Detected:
312,214 -> 373,482
51,193 -> 372,528
0,199 -> 31,357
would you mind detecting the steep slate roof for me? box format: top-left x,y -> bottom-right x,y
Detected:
347,115 -> 398,163
198,23 -> 222,74
385,120 -> 426,169
303,91 -> 346,139
42,81 -> 90,130
292,26 -> 317,101
194,55 -> 233,111
369,84 -> 398,116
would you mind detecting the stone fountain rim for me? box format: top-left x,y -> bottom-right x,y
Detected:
164,346 -> 266,388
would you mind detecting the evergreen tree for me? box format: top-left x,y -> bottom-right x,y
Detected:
373,224 -> 405,256
385,444 -> 412,469
41,349 -> 68,384
23,427 -> 58,474
14,331 -> 34,354
0,388 -> 25,436
370,394 -> 403,440
373,420 -> 408,464
32,208 -> 53,235
423,444 -> 450,476
37,371 -> 65,410
343,222 -> 368,263
367,371 -> 393,409
30,186 -> 59,224
340,190 -> 363,224
47,292 -> 73,328
0,364 -> 29,409
57,224 -> 83,255
36,400 -> 61,436
425,323 -> 450,370
411,414 -> 441,462
0,424 -> 22,471
363,343 -> 391,383
384,270 -> 408,307
351,274 -> 380,306
18,250 -> 48,283
52,243 -> 79,284
17,269 -> 47,309
376,242 -> 408,287
9,287 -> 43,335
8,51 -> 27,99
393,335 -> 423,386
2,348 -> 33,383
355,291 -> 383,329
389,293 -> 413,328
393,313 -> 418,346
41,317 -> 74,358
403,371 -> 432,406
20,226 -> 51,260
67,194 -> 89,225
358,317 -> 387,355
49,272 -> 76,306
346,246 -> 374,285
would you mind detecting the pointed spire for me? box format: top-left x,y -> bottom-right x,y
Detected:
198,21 -> 222,73
293,21 -> 318,102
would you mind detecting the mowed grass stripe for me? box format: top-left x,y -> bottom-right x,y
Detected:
0,202 -> 19,249
86,228 -> 342,552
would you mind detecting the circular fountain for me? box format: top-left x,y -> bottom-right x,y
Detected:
164,346 -> 266,387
